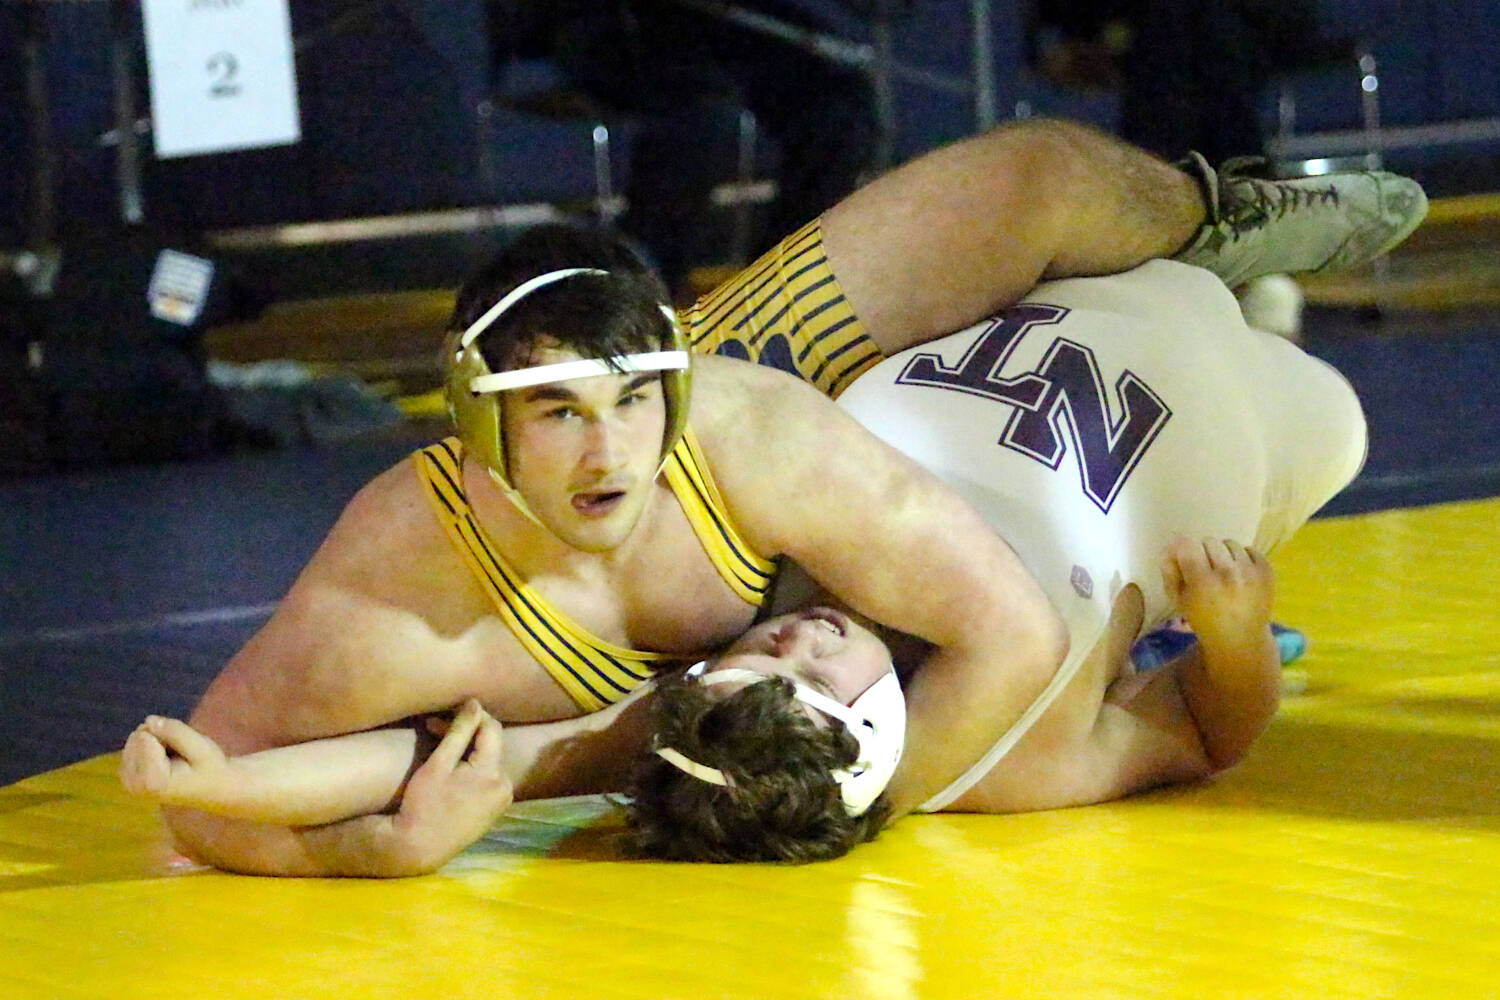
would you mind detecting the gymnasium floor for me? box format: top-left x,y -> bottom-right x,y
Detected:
2,495 -> 1497,998
3,198 -> 1499,998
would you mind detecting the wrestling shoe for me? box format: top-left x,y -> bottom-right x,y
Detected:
1271,622 -> 1308,665
1130,620 -> 1308,671
1129,617 -> 1195,672
1173,152 -> 1428,289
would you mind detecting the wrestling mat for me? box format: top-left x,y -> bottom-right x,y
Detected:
3,497 -> 1498,999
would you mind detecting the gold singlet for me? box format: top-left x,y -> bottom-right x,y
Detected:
685,219 -> 885,398
414,431 -> 777,711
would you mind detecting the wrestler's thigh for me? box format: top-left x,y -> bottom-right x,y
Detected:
819,124 -> 1064,355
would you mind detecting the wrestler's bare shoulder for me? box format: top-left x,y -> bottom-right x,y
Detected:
687,354 -> 854,455
298,453 -> 459,599
249,453 -> 493,669
683,354 -> 941,563
193,453 -> 518,747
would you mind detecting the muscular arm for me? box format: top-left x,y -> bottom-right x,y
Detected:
149,689 -> 656,877
167,598 -> 496,869
163,804 -> 426,878
190,571 -> 503,755
160,704 -> 504,878
124,718 -> 420,827
1000,620 -> 1279,811
187,465 -> 502,757
698,359 -> 1068,817
952,540 -> 1281,814
162,462 -> 524,873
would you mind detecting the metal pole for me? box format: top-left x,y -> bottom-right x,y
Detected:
970,0 -> 997,131
110,0 -> 144,224
1357,47 -> 1383,171
20,1 -> 56,249
730,108 -> 757,263
870,1 -> 897,171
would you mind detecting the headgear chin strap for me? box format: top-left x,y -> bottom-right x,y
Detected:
443,267 -> 693,524
654,661 -> 907,816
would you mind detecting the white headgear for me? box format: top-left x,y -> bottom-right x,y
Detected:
654,661 -> 907,816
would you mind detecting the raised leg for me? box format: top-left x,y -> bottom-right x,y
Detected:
821,117 -> 1205,355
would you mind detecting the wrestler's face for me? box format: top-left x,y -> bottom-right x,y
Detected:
707,608 -> 895,710
501,343 -> 668,552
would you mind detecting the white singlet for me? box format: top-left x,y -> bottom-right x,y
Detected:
836,260 -> 1367,811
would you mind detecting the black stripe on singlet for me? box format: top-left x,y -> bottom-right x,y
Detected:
735,264 -> 833,348
790,296 -> 848,363
426,443 -> 651,700
671,450 -> 774,595
700,223 -> 820,322
798,314 -> 859,363
456,513 -> 634,701
805,319 -> 872,380
424,443 -> 465,516
697,228 -> 822,335
828,345 -> 887,394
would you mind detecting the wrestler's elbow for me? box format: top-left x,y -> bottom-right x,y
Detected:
1029,617 -> 1071,704
979,548 -> 1068,656
993,595 -> 1070,695
1179,654 -> 1281,774
1198,710 -> 1275,775
947,602 -> 1067,725
161,805 -> 324,877
160,806 -> 277,875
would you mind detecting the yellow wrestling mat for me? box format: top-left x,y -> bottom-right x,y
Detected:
4,498 -> 1498,999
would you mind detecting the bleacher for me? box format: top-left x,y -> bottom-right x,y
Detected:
3,0 -> 1499,483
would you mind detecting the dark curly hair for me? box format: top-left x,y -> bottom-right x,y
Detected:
624,670 -> 892,863
448,222 -> 674,373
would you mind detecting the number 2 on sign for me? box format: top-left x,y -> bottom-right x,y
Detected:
207,52 -> 240,98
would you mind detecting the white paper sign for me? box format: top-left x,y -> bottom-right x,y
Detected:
141,0 -> 301,158
147,249 -> 215,325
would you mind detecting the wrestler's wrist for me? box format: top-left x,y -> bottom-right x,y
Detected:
1183,604 -> 1272,655
161,759 -> 244,813
368,814 -> 453,876
1194,625 -> 1280,689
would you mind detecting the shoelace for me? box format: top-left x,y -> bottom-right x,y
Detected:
1222,173 -> 1340,237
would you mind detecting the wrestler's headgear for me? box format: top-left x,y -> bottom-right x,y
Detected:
444,267 -> 692,507
654,661 -> 907,817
